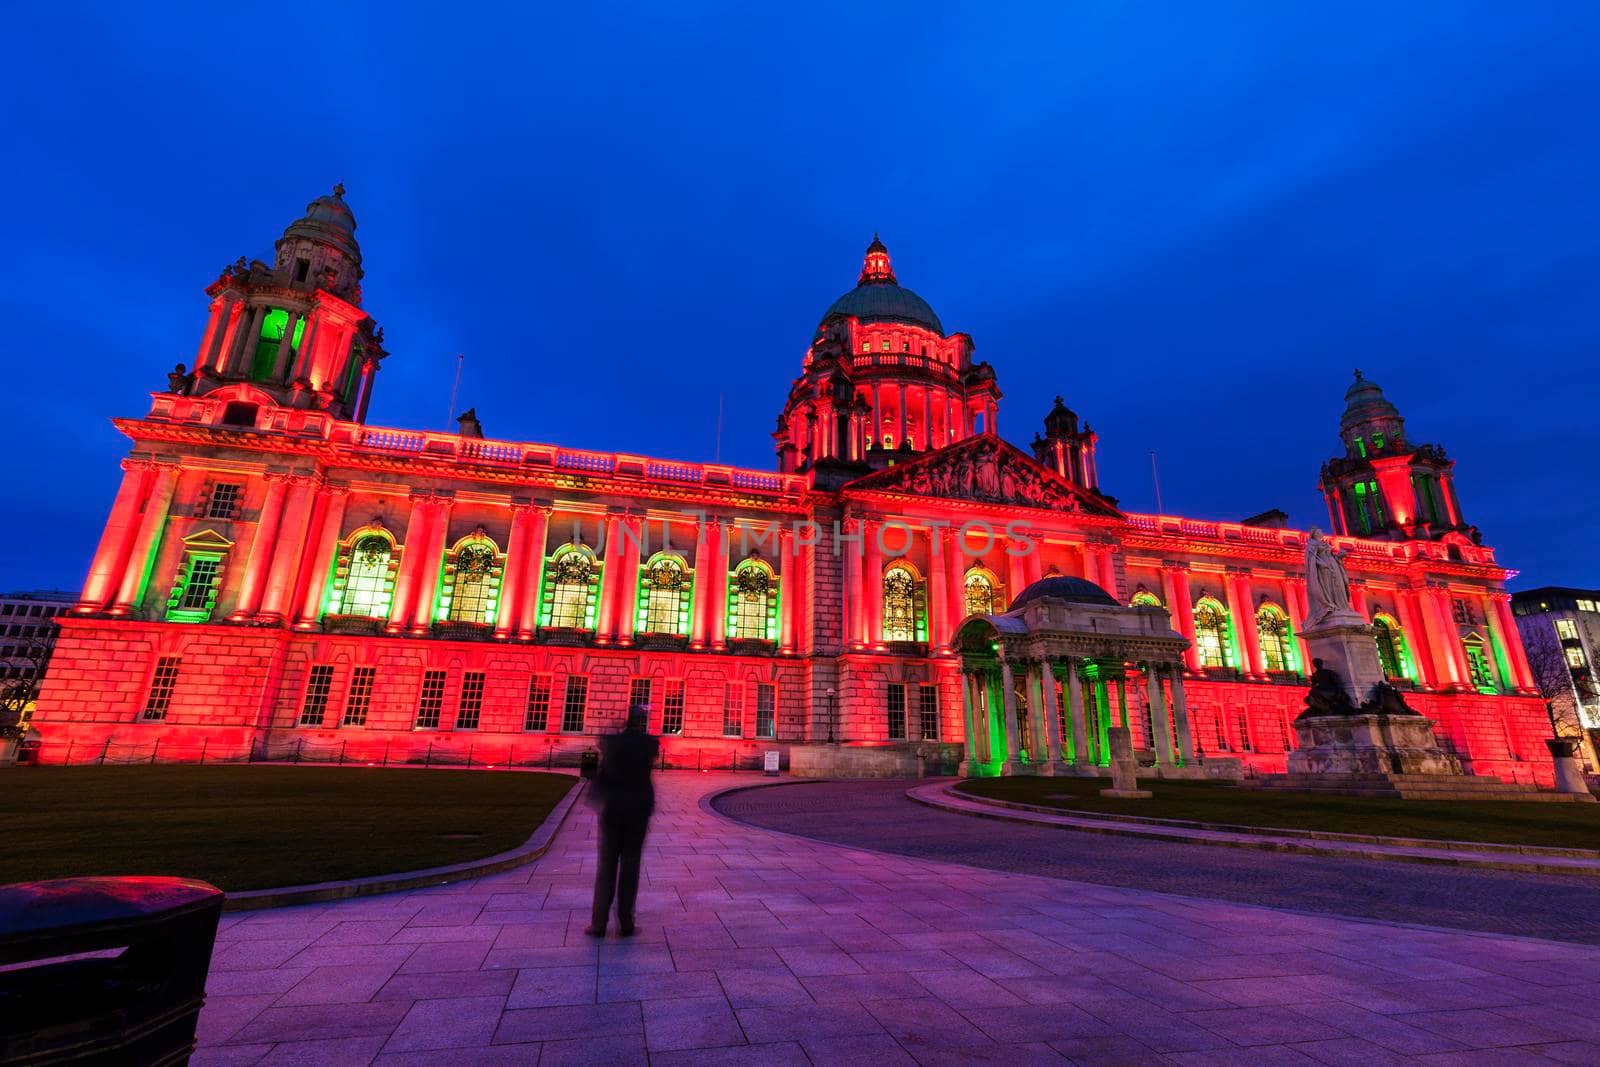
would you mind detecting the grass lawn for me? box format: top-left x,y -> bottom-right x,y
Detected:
1,766 -> 575,892
956,775 -> 1600,851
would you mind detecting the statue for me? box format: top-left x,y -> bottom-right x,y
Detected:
1363,680 -> 1419,717
167,363 -> 193,396
1304,528 -> 1354,627
1301,658 -> 1356,718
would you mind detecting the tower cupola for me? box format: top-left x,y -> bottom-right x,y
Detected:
1031,396 -> 1100,490
1319,371 -> 1474,543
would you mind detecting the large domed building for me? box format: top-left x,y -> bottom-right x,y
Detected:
29,192 -> 1551,785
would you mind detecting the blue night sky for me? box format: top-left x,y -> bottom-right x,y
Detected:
2,3 -> 1596,593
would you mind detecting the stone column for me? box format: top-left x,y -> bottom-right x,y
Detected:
494,503 -> 531,639
386,491 -> 435,634
1039,660 -> 1065,766
517,507 -> 551,638
1395,588 -> 1439,688
294,485 -> 348,628
958,670 -> 981,775
1284,578 -> 1313,674
194,295 -> 231,375
778,527 -> 797,652
863,518 -> 882,646
1225,569 -> 1263,677
710,518 -> 731,649
259,475 -> 318,621
617,515 -> 641,645
79,460 -> 153,611
1162,564 -> 1200,672
1147,665 -> 1176,766
942,528 -> 965,643
1170,669 -> 1196,763
228,473 -> 287,621
1025,534 -> 1044,585
225,304 -> 266,376
1114,671 -> 1129,728
1420,585 -> 1469,689
843,517 -> 863,648
1024,663 -> 1049,764
1348,580 -> 1369,621
1064,658 -> 1089,767
596,512 -> 624,642
270,311 -> 302,381
690,514 -> 713,647
1489,592 -> 1537,691
409,497 -> 452,634
109,463 -> 180,614
929,527 -> 950,651
999,658 -> 1023,772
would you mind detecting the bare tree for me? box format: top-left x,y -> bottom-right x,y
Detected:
0,621 -> 57,739
1520,615 -> 1597,768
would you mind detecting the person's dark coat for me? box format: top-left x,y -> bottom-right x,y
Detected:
595,729 -> 659,822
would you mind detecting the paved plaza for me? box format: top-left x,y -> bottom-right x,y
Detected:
196,774 -> 1600,1064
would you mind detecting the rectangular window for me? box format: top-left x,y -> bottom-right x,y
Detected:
1234,709 -> 1253,752
342,666 -> 375,726
918,684 -> 939,741
1213,713 -> 1230,752
887,683 -> 907,741
142,656 -> 181,721
662,679 -> 685,735
1556,619 -> 1580,640
206,483 -> 242,519
524,674 -> 553,731
178,558 -> 222,611
298,664 -> 335,727
755,683 -> 776,739
628,677 -> 653,720
561,676 -> 588,733
415,670 -> 447,729
723,682 -> 744,737
456,672 -> 485,730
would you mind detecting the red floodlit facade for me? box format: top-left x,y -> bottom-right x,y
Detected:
30,190 -> 1550,781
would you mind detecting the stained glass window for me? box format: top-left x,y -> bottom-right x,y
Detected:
1131,591 -> 1162,608
964,570 -> 996,617
339,535 -> 395,618
728,560 -> 776,641
1373,616 -> 1407,679
1256,605 -> 1292,672
638,554 -> 691,635
1194,599 -> 1231,668
445,539 -> 499,624
544,547 -> 597,630
883,564 -> 921,642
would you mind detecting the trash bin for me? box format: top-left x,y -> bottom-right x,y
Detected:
16,737 -> 41,766
579,750 -> 600,779
0,875 -> 225,1065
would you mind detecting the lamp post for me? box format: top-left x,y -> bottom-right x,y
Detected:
826,686 -> 837,744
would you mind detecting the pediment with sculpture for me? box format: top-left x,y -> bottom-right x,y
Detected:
845,435 -> 1121,517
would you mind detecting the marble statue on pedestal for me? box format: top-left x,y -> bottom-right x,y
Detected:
1304,529 -> 1363,628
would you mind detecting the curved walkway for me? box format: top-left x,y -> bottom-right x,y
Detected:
908,782 -> 1600,877
196,774 -> 1600,1065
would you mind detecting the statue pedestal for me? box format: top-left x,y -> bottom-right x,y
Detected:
1287,713 -> 1462,778
1300,616 -> 1385,707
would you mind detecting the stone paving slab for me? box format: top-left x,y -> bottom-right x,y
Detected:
195,774 -> 1600,1064
911,783 -> 1600,877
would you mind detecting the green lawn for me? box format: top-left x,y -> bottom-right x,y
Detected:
1,766 -> 574,891
956,776 -> 1600,851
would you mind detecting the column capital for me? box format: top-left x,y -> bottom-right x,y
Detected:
1159,559 -> 1190,574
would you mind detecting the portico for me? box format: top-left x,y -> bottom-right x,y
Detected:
953,575 -> 1198,777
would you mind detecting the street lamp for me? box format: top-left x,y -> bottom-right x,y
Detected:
826,687 -> 836,744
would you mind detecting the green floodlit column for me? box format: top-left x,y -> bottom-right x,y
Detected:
1094,678 -> 1112,765
1170,670 -> 1195,764
1064,660 -> 1086,766
113,465 -> 181,612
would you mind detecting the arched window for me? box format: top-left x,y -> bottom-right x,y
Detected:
883,563 -> 925,643
1256,604 -> 1293,672
442,535 -> 501,624
1463,635 -> 1498,693
333,532 -> 397,618
728,558 -> 777,641
1130,591 -> 1162,608
964,568 -> 999,617
1373,615 -> 1409,680
637,553 -> 692,635
542,545 -> 598,630
1193,597 -> 1232,669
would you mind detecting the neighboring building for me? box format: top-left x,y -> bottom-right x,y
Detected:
29,189 -> 1551,781
1512,587 -> 1600,770
0,590 -> 75,732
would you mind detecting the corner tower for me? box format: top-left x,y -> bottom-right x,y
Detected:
774,236 -> 1001,475
176,184 -> 386,422
1030,396 -> 1100,492
1318,371 -> 1474,542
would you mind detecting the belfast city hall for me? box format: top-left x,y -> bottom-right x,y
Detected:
29,187 -> 1552,783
